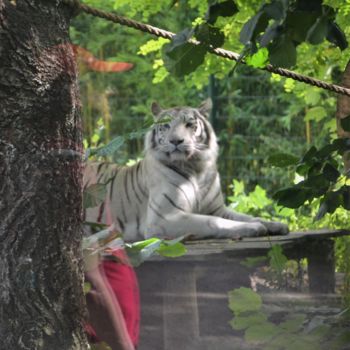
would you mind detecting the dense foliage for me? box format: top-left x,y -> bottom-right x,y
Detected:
73,3 -> 350,348
71,0 -> 350,193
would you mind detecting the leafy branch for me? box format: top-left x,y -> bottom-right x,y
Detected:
270,137 -> 350,220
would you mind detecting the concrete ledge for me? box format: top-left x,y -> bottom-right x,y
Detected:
136,229 -> 350,350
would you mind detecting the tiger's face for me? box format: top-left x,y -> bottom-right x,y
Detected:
145,100 -> 218,165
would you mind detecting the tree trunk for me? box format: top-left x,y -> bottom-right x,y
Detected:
0,1 -> 88,349
336,59 -> 350,172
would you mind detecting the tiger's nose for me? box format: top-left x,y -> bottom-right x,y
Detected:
170,138 -> 184,146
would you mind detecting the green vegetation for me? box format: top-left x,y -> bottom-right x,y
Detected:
74,0 -> 350,279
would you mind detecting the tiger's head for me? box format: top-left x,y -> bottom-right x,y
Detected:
145,100 -> 218,167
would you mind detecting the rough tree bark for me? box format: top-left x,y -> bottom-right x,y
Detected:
0,0 -> 88,349
336,59 -> 350,172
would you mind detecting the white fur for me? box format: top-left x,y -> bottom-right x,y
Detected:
84,102 -> 289,241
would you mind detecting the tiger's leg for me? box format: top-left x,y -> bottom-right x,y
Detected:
219,207 -> 289,235
145,211 -> 267,240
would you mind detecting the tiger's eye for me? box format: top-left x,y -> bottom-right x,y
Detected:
186,122 -> 194,128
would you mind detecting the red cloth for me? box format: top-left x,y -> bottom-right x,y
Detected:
86,250 -> 140,347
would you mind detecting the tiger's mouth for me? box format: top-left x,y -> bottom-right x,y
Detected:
166,148 -> 194,161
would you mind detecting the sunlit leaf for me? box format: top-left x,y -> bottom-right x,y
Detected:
246,48 -> 269,68
304,106 -> 327,122
125,237 -> 186,266
158,242 -> 187,257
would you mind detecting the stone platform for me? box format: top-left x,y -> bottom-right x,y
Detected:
135,229 -> 350,350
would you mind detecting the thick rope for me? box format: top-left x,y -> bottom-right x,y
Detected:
63,0 -> 350,98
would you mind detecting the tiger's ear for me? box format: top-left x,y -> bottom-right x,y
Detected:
151,102 -> 162,118
198,98 -> 212,118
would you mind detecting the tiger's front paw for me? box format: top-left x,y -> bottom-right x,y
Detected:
262,221 -> 289,236
236,222 -> 268,239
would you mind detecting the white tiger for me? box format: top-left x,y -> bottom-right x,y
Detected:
84,100 -> 289,242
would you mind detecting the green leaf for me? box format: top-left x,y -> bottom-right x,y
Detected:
273,187 -> 311,208
316,191 -> 342,220
94,136 -> 125,157
268,245 -> 288,274
304,106 -> 327,122
304,89 -> 321,106
263,334 -> 300,350
126,239 -> 162,267
129,237 -> 160,250
316,143 -> 336,158
268,152 -> 299,167
240,12 -> 268,45
333,138 -> 350,154
285,11 -> 319,43
245,322 -> 280,343
326,22 -> 348,50
195,23 -> 225,48
229,312 -> 268,331
84,282 -> 92,294
263,1 -> 287,20
246,48 -> 269,68
279,314 -> 306,332
83,183 -> 107,209
163,29 -> 207,77
284,337 -> 320,350
125,237 -> 186,266
341,186 -> 350,210
303,174 -> 330,196
269,35 -> 296,68
158,241 -> 187,257
301,145 -> 318,163
249,186 -> 272,208
340,115 -> 350,132
259,23 -> 281,47
306,16 -> 329,45
228,287 -> 262,315
206,0 -> 238,25
322,162 -> 340,182
240,256 -> 267,268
